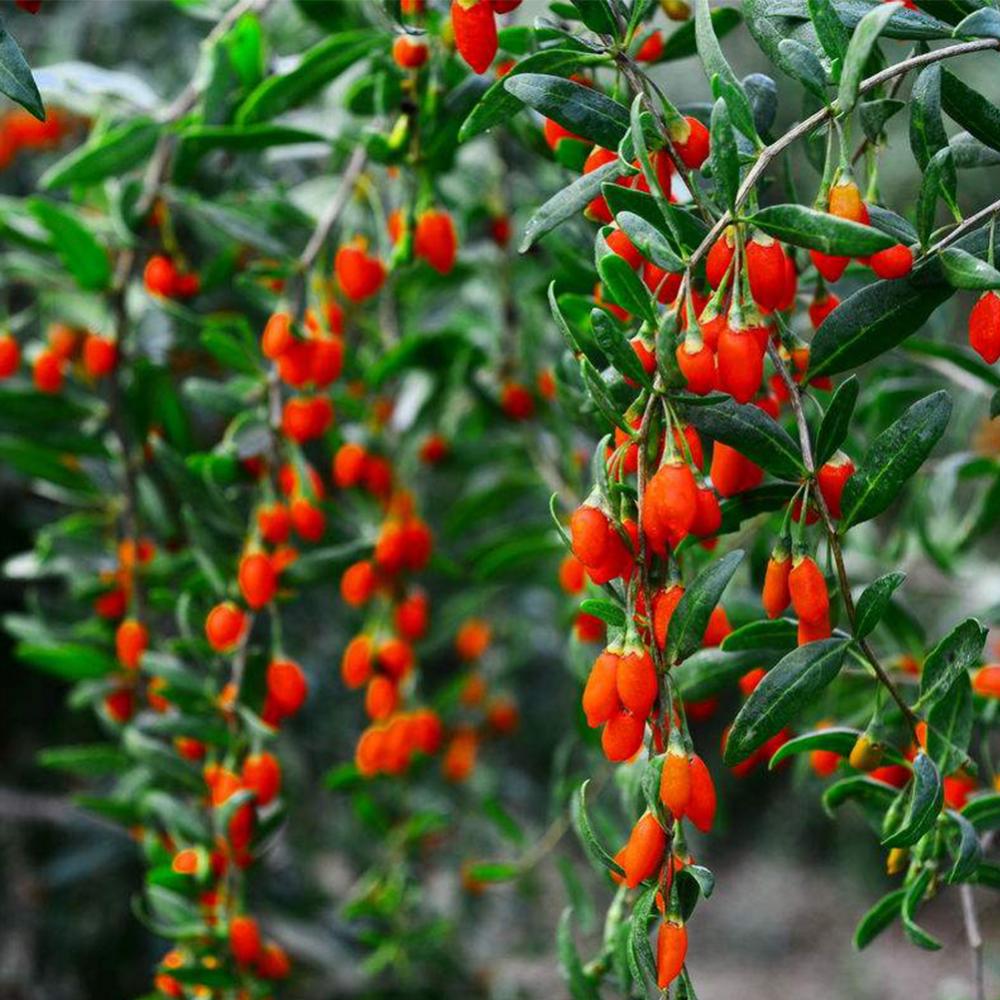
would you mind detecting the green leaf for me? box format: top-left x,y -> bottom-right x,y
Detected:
909,65 -> 949,172
723,639 -> 848,765
720,617 -> 797,652
673,647 -> 770,701
694,0 -> 757,140
940,69 -> 1000,156
809,272 -> 954,378
777,38 -> 828,98
568,0 -> 618,36
814,375 -> 859,465
839,391 -> 952,528
939,246 -> 1000,290
0,436 -> 98,494
0,15 -> 44,120
28,198 -> 111,291
579,598 -> 626,627
520,158 -> 629,252
860,98 -> 906,142
954,8 -> 1000,40
459,49 -> 608,142
838,2 -> 900,115
927,671 -> 972,776
558,908 -> 601,1000
944,809 -> 983,884
41,118 -> 159,190
854,888 -> 906,950
627,885 -> 658,989
580,358 -> 633,435
503,74 -> 629,151
178,123 -> 322,155
901,869 -> 941,950
38,744 -> 130,775
616,211 -> 684,272
680,398 -> 804,480
749,204 -> 894,256
916,146 -> 957,246
666,549 -> 744,664
590,307 -> 648,386
237,30 -> 380,124
768,726 -> 857,769
571,779 -> 623,876
823,775 -> 897,817
708,97 -> 739,210
882,752 -> 942,848
918,617 -> 988,710
963,794 -> 1000,832
464,861 -> 521,884
16,641 -> 116,680
807,0 -> 850,60
854,571 -> 906,639
596,252 -> 655,325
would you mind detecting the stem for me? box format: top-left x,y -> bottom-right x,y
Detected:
960,883 -> 985,1000
766,342 -> 920,739
688,37 -> 1000,271
927,195 -> 1000,256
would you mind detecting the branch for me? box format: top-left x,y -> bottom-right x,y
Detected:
688,37 -> 1000,271
927,195 -> 1000,256
765,342 -> 920,739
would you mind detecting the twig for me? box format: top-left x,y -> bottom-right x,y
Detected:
960,882 -> 985,1000
927,195 -> 1000,256
687,37 -> 1000,272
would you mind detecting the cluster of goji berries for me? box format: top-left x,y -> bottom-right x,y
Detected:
0,105 -> 74,170
0,321 -> 118,392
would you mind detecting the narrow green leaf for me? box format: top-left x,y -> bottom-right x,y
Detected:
927,673 -> 972,775
854,888 -> 906,950
616,211 -> 684,272
558,908 -> 601,1000
41,118 -> 158,190
673,647 -> 770,701
945,809 -> 983,884
579,598 -> 626,627
0,15 -> 43,120
237,30 -> 380,124
814,375 -> 859,465
940,69 -> 1000,156
709,97 -> 739,210
823,775 -> 897,817
503,74 -> 629,151
16,641 -> 115,680
807,0 -> 850,60
768,726 -> 858,770
720,617 -> 797,652
963,794 -> 1000,832
840,391 -> 952,527
680,398 -> 804,480
954,8 -> 1000,40
590,307 -> 649,386
724,639 -> 848,765
38,744 -> 131,774
571,779 -> 623,875
909,65 -> 949,171
854,571 -> 906,639
918,617 -> 988,709
901,869 -> 942,950
597,252 -> 654,325
749,204 -> 894,256
521,159 -> 628,252
666,549 -> 744,664
694,0 -> 757,140
777,38 -> 828,98
882,752 -> 943,848
28,198 -> 111,291
459,49 -> 609,142
838,2 -> 900,115
940,246 -> 1000,290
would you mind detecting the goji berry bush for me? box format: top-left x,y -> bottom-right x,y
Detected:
2,0 -> 1000,998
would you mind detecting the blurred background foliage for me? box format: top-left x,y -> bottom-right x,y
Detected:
0,2 -> 998,999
